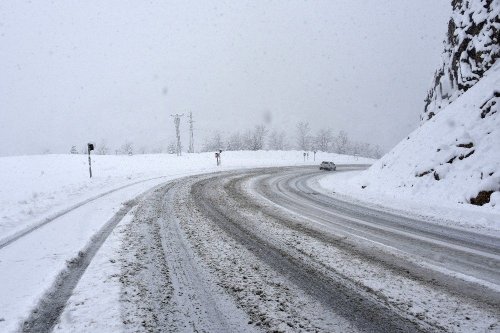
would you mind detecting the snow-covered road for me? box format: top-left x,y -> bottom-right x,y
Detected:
187,167 -> 499,332
4,165 -> 499,332
256,168 -> 500,295
56,166 -> 497,333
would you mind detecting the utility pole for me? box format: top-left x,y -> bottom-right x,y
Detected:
170,113 -> 184,156
188,112 -> 195,153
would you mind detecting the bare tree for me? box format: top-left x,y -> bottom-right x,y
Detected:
296,121 -> 311,151
268,129 -> 287,150
250,124 -> 267,150
167,141 -> 176,154
334,130 -> 349,154
202,131 -> 224,152
240,129 -> 253,150
96,140 -> 109,155
314,128 -> 333,152
361,143 -> 373,157
70,146 -> 78,154
226,132 -> 243,151
347,140 -> 383,159
372,145 -> 383,159
120,141 -> 134,155
351,141 -> 362,156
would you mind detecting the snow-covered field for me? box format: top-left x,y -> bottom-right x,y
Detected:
0,151 -> 370,242
320,61 -> 500,231
2,147 -> 498,332
0,150 -> 371,332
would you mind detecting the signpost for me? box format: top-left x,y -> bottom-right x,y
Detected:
88,143 -> 94,178
215,150 -> 222,166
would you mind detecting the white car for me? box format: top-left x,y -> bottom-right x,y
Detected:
319,161 -> 336,171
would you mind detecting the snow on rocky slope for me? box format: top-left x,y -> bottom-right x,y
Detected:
320,1 -> 500,221
319,67 -> 499,233
345,61 -> 499,209
423,0 -> 499,121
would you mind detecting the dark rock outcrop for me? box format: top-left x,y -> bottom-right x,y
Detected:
422,0 -> 499,122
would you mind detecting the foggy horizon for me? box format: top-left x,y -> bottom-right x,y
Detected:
0,1 -> 451,156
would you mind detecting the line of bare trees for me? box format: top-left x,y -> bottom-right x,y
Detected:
67,122 -> 383,159
69,140 -> 149,156
201,122 -> 382,159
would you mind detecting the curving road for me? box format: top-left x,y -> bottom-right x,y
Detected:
118,166 -> 500,333
253,167 -> 500,298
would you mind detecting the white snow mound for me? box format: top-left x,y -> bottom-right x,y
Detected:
348,61 -> 500,210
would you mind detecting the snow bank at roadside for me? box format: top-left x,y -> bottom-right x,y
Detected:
319,62 -> 500,228
0,150 -> 370,240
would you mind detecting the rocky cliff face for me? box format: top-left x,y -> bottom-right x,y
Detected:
422,0 -> 499,122
337,1 -> 500,213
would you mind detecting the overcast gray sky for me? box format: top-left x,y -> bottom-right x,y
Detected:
0,0 -> 451,155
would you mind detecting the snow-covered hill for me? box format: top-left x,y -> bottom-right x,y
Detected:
319,1 -> 500,224
333,61 -> 499,209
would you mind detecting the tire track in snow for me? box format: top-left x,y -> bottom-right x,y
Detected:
239,168 -> 499,331
119,176 -> 261,333
159,182 -> 259,332
256,169 -> 500,300
20,200 -> 136,332
0,175 -> 167,250
19,179 -> 171,333
191,175 -> 424,333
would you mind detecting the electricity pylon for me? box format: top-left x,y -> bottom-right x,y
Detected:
170,113 -> 184,156
188,112 -> 195,153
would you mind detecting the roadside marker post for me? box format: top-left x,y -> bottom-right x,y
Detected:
88,143 -> 94,178
215,150 -> 222,166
